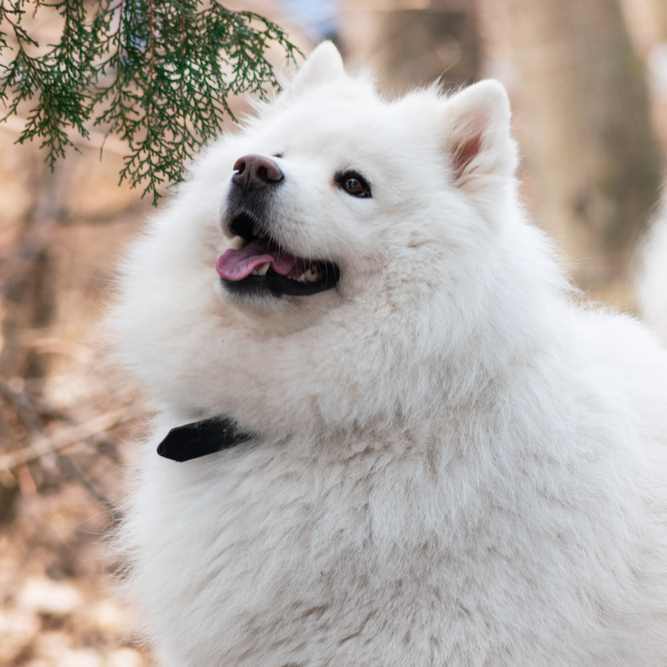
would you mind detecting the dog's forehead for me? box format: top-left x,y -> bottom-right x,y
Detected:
254,89 -> 437,169
273,96 -> 380,142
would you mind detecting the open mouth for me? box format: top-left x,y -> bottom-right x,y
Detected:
217,212 -> 340,297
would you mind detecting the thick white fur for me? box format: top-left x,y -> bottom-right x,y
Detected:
110,43 -> 667,665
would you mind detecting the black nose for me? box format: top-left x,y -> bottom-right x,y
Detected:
232,154 -> 283,190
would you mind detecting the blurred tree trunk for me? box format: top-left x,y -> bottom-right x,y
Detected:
345,0 -> 481,94
500,0 -> 662,305
652,0 -> 667,40
1,165 -> 63,382
0,164 -> 64,522
0,161 -> 63,444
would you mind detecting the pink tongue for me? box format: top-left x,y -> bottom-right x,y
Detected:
216,241 -> 297,281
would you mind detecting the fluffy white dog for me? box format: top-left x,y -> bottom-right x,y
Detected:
110,42 -> 667,665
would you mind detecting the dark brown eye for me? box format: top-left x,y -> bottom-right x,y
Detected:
336,170 -> 372,198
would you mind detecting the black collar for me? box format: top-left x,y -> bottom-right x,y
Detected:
157,416 -> 253,462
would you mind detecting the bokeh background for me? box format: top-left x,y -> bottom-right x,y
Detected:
1,1 -> 666,665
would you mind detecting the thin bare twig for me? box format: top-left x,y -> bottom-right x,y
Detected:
0,407 -> 145,471
56,453 -> 122,524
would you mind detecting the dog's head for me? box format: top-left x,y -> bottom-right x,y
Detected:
214,43 -> 517,311
111,43 -> 541,435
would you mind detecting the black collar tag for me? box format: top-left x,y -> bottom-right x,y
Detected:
157,416 -> 253,462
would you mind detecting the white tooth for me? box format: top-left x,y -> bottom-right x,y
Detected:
230,236 -> 244,250
303,268 -> 320,282
253,263 -> 269,276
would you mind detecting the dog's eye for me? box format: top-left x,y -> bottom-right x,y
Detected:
336,170 -> 372,199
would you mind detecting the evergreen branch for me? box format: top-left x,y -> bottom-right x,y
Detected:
0,0 -> 301,203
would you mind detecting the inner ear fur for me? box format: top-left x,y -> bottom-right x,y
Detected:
442,80 -> 517,190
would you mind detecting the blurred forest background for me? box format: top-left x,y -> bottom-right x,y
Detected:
1,1 -> 666,665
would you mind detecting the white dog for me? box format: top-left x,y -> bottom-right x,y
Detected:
110,42 -> 667,665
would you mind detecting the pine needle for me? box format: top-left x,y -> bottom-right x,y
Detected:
0,1 -> 301,204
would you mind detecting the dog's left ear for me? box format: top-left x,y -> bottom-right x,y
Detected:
442,80 -> 518,193
288,41 -> 345,95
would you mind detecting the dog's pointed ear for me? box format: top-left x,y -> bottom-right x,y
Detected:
442,80 -> 517,192
289,41 -> 345,95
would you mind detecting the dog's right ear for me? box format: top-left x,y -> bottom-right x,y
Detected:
441,80 -> 518,194
288,41 -> 345,95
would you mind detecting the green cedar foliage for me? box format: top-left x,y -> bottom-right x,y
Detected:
0,1 -> 300,203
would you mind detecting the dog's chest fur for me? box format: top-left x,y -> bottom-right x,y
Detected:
126,411 -> 666,666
